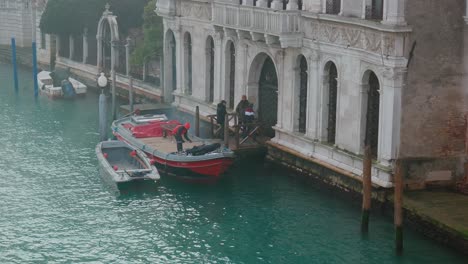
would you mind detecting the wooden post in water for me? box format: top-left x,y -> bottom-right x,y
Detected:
235,114 -> 240,149
195,106 -> 200,137
111,69 -> 116,120
129,77 -> 134,113
361,144 -> 372,233
11,38 -> 19,92
210,117 -> 214,138
224,114 -> 229,148
394,159 -> 404,253
31,0 -> 38,97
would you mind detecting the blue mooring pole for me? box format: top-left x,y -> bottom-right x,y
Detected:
32,41 -> 39,97
11,38 -> 19,92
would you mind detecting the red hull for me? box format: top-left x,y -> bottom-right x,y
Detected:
114,134 -> 234,179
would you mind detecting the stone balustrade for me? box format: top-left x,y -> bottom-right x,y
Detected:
213,3 -> 301,36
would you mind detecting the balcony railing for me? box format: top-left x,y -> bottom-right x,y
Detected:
213,3 -> 301,35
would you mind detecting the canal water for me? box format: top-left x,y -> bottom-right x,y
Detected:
0,62 -> 466,263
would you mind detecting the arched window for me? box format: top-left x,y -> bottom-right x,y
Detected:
206,36 -> 215,103
298,55 -> 308,134
327,63 -> 338,143
227,41 -> 236,109
365,0 -> 384,20
326,0 -> 341,14
365,72 -> 380,158
184,33 -> 192,95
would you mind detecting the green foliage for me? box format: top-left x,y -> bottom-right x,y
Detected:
131,0 -> 163,66
40,0 -> 147,35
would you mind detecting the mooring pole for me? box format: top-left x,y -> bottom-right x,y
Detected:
11,38 -> 19,92
32,42 -> 39,97
361,144 -> 372,233
394,159 -> 404,253
234,114 -> 240,149
31,0 -> 38,97
129,76 -> 134,113
195,106 -> 200,137
111,69 -> 116,120
99,91 -> 107,141
224,114 -> 229,148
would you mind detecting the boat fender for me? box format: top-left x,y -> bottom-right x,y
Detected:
113,165 -> 118,171
103,153 -> 108,158
130,150 -> 137,157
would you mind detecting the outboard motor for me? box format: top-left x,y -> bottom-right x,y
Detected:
186,143 -> 221,156
61,79 -> 76,99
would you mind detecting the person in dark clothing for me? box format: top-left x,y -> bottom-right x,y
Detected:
216,100 -> 227,139
235,95 -> 250,124
172,122 -> 192,152
242,103 -> 255,138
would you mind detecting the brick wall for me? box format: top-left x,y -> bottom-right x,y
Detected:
401,0 -> 467,159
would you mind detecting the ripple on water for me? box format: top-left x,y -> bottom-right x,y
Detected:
0,63 -> 466,263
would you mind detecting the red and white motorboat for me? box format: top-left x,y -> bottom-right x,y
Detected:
112,114 -> 235,180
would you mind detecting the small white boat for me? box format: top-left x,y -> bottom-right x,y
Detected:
37,70 -> 87,99
96,140 -> 160,184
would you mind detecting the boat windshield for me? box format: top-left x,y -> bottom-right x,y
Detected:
41,79 -> 53,85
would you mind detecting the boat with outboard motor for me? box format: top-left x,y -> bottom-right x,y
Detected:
37,70 -> 87,99
96,140 -> 160,184
111,114 -> 235,180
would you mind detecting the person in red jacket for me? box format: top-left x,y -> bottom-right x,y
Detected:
172,122 -> 192,152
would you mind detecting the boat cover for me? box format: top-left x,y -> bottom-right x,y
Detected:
131,120 -> 181,138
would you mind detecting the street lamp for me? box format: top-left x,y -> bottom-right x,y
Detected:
98,72 -> 108,141
98,72 -> 108,93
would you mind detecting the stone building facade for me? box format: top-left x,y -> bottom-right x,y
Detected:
157,0 -> 468,188
0,0 -> 34,47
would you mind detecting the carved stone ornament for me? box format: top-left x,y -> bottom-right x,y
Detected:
306,21 -> 398,56
181,1 -> 212,21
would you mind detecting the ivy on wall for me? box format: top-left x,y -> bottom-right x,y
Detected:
130,0 -> 163,66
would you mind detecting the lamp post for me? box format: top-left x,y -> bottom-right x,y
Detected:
98,72 -> 109,141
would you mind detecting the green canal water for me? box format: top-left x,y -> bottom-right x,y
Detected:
0,63 -> 466,263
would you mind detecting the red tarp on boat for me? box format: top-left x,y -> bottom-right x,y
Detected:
129,120 -> 181,138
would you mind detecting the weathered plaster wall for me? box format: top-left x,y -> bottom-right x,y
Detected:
0,0 -> 32,47
402,0 -> 466,161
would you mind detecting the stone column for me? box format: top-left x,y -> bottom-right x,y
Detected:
287,0 -> 299,10
97,35 -> 102,70
306,51 -> 320,139
275,49 -> 285,129
69,35 -> 74,60
271,0 -> 283,10
213,32 -> 224,103
361,0 -> 368,19
111,40 -> 117,72
306,0 -> 322,13
174,30 -> 183,95
125,37 -> 132,76
55,35 -> 60,58
82,28 -> 88,64
237,39 -> 249,103
378,68 -> 405,164
382,0 -> 406,26
256,0 -> 268,8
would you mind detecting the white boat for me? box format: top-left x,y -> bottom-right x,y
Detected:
37,70 -> 87,99
96,140 -> 160,184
